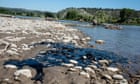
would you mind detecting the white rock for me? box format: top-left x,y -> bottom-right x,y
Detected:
113,74 -> 124,80
84,67 -> 95,74
69,60 -> 78,64
83,56 -> 87,59
95,40 -> 105,44
69,68 -> 77,72
14,69 -> 32,78
88,65 -> 97,69
80,71 -> 90,78
61,63 -> 74,67
107,67 -> 119,72
74,66 -> 82,70
102,74 -> 112,80
4,64 -> 17,69
11,44 -> 17,48
6,50 -> 19,55
99,60 -> 109,65
11,48 -> 18,51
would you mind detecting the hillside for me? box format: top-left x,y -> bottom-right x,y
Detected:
57,8 -> 140,24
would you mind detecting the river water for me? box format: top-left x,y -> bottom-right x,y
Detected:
59,20 -> 140,73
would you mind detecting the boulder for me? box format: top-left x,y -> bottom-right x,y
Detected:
95,40 -> 105,44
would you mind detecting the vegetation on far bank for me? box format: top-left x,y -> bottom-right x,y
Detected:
0,7 -> 140,25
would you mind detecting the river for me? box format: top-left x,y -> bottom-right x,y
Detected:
59,20 -> 140,73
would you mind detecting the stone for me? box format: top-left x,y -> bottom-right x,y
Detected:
84,67 -> 95,74
61,63 -> 74,67
113,74 -> 124,80
14,69 -> 32,78
107,67 -> 119,72
99,59 -> 109,66
4,64 -> 17,69
95,40 -> 105,44
119,79 -> 128,84
74,66 -> 82,70
10,43 -> 17,48
88,65 -> 97,69
69,60 -> 78,64
83,56 -> 87,59
102,74 -> 112,80
68,68 -> 77,72
6,50 -> 19,55
80,71 -> 90,78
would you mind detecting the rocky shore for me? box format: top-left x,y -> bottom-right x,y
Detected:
0,16 -> 139,84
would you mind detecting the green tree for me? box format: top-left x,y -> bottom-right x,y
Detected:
120,8 -> 135,22
65,10 -> 78,20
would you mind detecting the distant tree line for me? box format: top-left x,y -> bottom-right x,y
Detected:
0,7 -> 140,24
57,8 -> 140,25
0,7 -> 56,18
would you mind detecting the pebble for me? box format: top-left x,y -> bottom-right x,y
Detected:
95,40 -> 105,44
6,50 -> 19,55
14,69 -> 32,78
107,67 -> 119,72
102,74 -> 112,80
113,74 -> 124,80
80,71 -> 90,78
84,67 -> 95,74
10,43 -> 17,48
61,63 -> 74,67
4,64 -> 17,69
88,65 -> 97,69
83,56 -> 87,59
74,66 -> 82,70
99,59 -> 109,65
68,68 -> 77,72
69,60 -> 78,64
119,79 -> 128,84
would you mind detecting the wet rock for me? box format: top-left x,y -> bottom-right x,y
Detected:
69,60 -> 78,64
95,40 -> 105,44
107,67 -> 119,72
113,74 -> 124,80
61,63 -> 74,67
99,59 -> 109,66
14,69 -> 32,78
4,64 -> 17,69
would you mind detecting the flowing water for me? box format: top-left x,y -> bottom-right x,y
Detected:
59,20 -> 140,73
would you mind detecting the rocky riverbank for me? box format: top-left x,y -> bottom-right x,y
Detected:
0,17 -> 138,84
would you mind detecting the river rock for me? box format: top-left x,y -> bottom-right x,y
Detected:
113,74 -> 124,80
80,71 -> 90,78
88,65 -> 97,69
61,63 -> 74,67
69,60 -> 78,64
6,50 -> 19,55
95,40 -> 105,44
99,59 -> 109,66
84,67 -> 95,74
102,74 -> 112,80
119,79 -> 128,84
74,66 -> 82,70
4,64 -> 17,69
14,69 -> 32,78
107,67 -> 119,72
